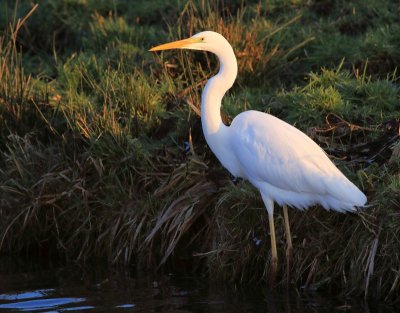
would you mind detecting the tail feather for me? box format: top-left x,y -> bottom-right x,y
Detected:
322,174 -> 367,212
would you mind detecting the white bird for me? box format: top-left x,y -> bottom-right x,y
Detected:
150,31 -> 367,280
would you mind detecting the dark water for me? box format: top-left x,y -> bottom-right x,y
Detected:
0,258 -> 395,313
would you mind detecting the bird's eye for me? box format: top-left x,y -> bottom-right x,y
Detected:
201,37 -> 205,41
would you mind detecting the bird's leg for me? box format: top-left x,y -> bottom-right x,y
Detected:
268,210 -> 278,285
282,204 -> 293,282
261,195 -> 278,284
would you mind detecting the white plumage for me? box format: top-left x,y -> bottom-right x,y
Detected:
229,111 -> 367,212
150,31 -> 367,277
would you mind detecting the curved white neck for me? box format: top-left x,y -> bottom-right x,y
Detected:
201,45 -> 237,140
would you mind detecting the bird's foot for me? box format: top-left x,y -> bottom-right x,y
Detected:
269,256 -> 278,287
285,244 -> 293,285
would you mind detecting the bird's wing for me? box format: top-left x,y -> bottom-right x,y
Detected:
230,111 -> 352,197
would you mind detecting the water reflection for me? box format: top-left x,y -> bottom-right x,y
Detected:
0,258 -> 396,313
0,297 -> 87,311
0,289 -> 54,301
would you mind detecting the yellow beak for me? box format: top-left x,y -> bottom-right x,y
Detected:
149,37 -> 200,51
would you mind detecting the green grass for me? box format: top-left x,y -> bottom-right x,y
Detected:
1,0 -> 400,302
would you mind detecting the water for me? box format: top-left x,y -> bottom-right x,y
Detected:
0,259 -> 395,313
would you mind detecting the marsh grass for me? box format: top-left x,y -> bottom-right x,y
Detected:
1,0 -> 400,302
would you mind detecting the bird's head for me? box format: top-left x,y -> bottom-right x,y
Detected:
149,31 -> 230,55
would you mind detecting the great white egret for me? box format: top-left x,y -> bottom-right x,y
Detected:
150,31 -> 367,279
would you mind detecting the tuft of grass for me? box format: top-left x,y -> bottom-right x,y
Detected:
274,65 -> 399,129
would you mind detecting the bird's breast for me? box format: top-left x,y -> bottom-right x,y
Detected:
203,126 -> 245,179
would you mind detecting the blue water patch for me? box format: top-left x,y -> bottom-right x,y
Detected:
41,305 -> 95,312
0,297 -> 85,311
115,304 -> 135,308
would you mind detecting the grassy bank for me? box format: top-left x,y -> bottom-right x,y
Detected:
1,0 -> 400,302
